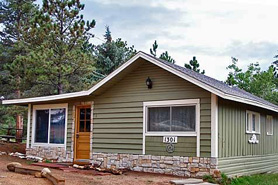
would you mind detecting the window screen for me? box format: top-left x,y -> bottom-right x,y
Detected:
147,105 -> 196,132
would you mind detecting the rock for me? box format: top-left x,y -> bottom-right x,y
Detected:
7,162 -> 22,172
41,168 -> 51,176
170,178 -> 203,184
26,155 -> 43,162
34,172 -> 42,178
73,164 -> 79,168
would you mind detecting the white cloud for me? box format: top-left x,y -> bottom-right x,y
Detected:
40,0 -> 278,80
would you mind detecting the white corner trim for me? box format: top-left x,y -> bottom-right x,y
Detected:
211,94 -> 218,158
31,103 -> 68,149
26,104 -> 31,149
143,99 -> 200,157
3,52 -> 278,113
142,105 -> 146,155
196,102 -> 200,157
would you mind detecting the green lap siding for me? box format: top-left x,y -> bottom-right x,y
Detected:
93,60 -> 211,157
145,136 -> 197,156
218,98 -> 278,176
66,103 -> 73,151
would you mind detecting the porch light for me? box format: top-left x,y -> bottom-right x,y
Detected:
146,77 -> 152,89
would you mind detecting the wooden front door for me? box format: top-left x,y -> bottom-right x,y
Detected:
75,105 -> 91,161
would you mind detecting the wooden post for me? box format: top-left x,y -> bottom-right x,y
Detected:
16,115 -> 23,143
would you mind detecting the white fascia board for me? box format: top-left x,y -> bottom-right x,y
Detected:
2,91 -> 88,105
2,51 -> 278,113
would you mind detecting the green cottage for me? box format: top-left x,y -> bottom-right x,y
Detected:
3,51 -> 278,177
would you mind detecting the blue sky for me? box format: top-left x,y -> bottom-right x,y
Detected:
38,0 -> 278,80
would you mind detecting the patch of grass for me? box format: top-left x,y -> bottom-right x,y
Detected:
45,159 -> 52,163
203,174 -> 217,183
26,160 -> 34,165
231,174 -> 278,185
219,173 -> 231,185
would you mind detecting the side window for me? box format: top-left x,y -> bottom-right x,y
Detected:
266,115 -> 273,136
246,110 -> 260,134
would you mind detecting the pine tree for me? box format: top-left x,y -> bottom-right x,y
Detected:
18,0 -> 96,95
184,56 -> 205,74
149,40 -> 175,63
160,51 -> 175,64
0,0 -> 37,137
150,40 -> 158,57
92,26 -> 136,81
0,0 -> 38,98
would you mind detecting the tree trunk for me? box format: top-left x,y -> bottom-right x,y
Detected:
15,87 -> 23,143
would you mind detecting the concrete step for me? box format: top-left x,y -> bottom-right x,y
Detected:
170,178 -> 204,184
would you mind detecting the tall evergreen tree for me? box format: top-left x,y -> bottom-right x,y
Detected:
0,0 -> 38,98
18,0 -> 96,95
184,56 -> 205,74
0,0 -> 37,135
149,40 -> 175,63
160,51 -> 175,64
92,26 -> 136,81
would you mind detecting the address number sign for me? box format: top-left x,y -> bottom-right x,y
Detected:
163,136 -> 177,143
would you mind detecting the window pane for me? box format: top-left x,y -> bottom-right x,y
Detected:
252,114 -> 256,131
79,121 -> 84,132
148,107 -> 170,131
80,109 -> 85,120
50,109 -> 65,144
86,108 -> 91,120
246,113 -> 250,132
35,110 -> 49,143
86,121 -> 91,132
172,106 -> 196,131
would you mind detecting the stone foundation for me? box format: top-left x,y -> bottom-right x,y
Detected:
91,153 -> 218,178
26,147 -> 72,162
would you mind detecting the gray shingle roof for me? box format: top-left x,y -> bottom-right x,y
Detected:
141,52 -> 278,110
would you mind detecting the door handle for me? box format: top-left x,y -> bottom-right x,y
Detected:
76,133 -> 79,139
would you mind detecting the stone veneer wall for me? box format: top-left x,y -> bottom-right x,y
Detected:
91,153 -> 218,178
25,148 -> 219,178
26,147 -> 72,162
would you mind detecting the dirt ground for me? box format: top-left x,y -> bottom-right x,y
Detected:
0,141 -> 26,154
0,155 -> 184,185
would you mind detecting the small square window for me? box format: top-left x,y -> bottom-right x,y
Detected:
246,110 -> 260,134
266,115 -> 273,136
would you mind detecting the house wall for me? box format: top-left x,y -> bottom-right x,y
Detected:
217,98 -> 278,176
92,60 -> 211,157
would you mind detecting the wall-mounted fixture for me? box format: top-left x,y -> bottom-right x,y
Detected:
146,77 -> 152,89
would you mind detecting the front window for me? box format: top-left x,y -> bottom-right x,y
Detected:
148,106 -> 196,132
144,99 -> 199,136
33,104 -> 67,146
246,110 -> 260,134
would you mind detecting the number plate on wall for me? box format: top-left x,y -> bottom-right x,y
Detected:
163,136 -> 177,143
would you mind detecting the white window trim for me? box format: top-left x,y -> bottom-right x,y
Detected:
31,103 -> 68,148
266,115 -> 273,136
246,110 -> 260,134
142,99 -> 200,157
